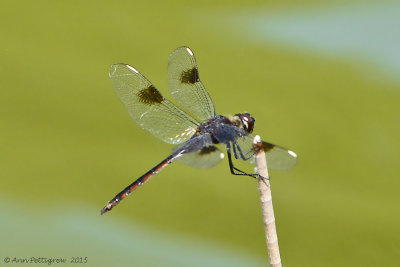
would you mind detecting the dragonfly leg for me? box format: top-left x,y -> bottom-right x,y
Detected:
232,143 -> 239,159
234,141 -> 254,161
226,143 -> 257,178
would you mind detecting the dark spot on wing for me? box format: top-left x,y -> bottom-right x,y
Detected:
199,146 -> 217,155
262,142 -> 275,152
181,67 -> 199,84
137,85 -> 164,105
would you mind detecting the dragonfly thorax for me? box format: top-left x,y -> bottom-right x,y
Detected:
196,115 -> 231,136
194,114 -> 255,145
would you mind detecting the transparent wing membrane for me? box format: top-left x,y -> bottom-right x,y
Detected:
177,145 -> 224,169
168,47 -> 215,122
260,141 -> 297,170
110,64 -> 198,144
234,135 -> 298,170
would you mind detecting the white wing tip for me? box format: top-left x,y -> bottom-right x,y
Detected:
126,65 -> 139,73
109,64 -> 139,78
186,47 -> 194,56
288,150 -> 297,158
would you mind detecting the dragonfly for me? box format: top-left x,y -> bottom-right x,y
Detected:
101,46 -> 297,215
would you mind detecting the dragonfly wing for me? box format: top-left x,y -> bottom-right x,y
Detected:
171,134 -> 224,168
168,46 -> 215,122
110,64 -> 199,144
235,134 -> 298,170
177,145 -> 224,168
260,141 -> 298,170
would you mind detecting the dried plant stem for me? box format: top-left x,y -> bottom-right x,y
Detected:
254,135 -> 282,267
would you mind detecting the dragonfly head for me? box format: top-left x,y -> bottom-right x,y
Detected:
233,113 -> 255,133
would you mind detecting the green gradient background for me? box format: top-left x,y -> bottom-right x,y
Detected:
1,1 -> 399,266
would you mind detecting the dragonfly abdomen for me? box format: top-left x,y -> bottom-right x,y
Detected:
100,152 -> 183,215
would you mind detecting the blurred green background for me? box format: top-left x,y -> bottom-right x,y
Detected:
1,0 -> 399,266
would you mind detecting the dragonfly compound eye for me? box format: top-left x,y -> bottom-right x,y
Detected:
234,113 -> 255,133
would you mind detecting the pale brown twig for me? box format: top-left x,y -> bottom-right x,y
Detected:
254,135 -> 282,267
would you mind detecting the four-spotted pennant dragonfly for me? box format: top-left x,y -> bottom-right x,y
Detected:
101,47 -> 297,214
